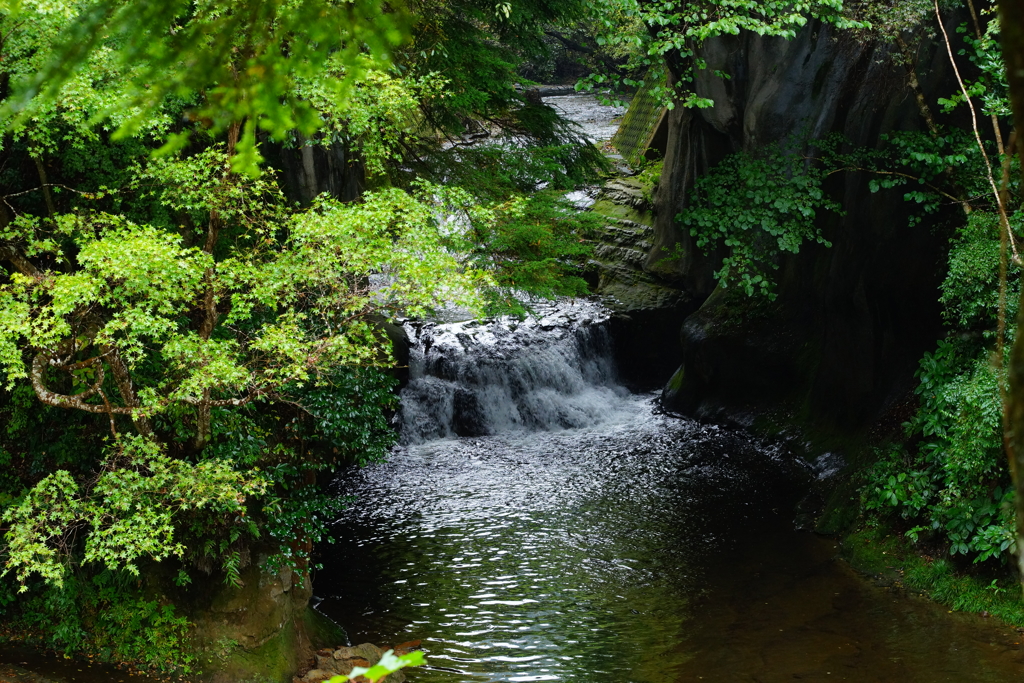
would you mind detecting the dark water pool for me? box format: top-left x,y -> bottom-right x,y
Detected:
314,395 -> 1024,683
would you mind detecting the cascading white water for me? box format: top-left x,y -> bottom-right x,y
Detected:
398,299 -> 636,443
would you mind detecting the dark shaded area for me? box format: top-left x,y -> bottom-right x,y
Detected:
0,646 -> 163,683
606,306 -> 691,391
263,138 -> 366,206
656,19 -> 962,432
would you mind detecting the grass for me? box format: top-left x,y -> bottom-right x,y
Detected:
842,524 -> 1024,627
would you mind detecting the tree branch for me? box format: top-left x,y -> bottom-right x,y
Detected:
0,242 -> 41,277
30,353 -> 132,415
935,0 -> 1018,264
32,155 -> 57,220
895,34 -> 939,136
543,30 -> 627,77
827,164 -> 970,208
105,347 -> 153,436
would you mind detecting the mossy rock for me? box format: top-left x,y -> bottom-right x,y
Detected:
161,554 -> 347,683
590,198 -> 652,227
198,607 -> 345,683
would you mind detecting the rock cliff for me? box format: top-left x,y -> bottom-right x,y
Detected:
653,18 -> 967,432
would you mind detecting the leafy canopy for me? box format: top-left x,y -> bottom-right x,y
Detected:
678,141 -> 841,298
0,0 -> 614,599
1,0 -> 409,170
0,148 -> 492,584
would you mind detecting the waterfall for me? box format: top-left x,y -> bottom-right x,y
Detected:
398,300 -> 634,443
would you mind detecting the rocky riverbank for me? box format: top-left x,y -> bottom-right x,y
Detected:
294,642 -> 421,683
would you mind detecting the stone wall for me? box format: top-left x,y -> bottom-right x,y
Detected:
588,175 -> 696,389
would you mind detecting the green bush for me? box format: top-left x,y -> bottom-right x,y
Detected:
677,141 -> 841,299
863,212 -> 1021,565
0,571 -> 196,674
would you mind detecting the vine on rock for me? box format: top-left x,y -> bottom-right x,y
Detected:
677,142 -> 842,299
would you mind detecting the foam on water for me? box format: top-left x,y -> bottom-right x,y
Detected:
398,300 -> 638,444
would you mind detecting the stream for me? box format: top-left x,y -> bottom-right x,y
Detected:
2,94 -> 1023,683
313,300 -> 1024,683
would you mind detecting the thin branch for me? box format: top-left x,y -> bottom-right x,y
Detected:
2,182 -> 104,202
32,156 -> 57,220
967,0 -> 984,38
934,0 -> 1019,264
179,391 -> 261,408
826,164 -> 968,206
543,29 -> 627,77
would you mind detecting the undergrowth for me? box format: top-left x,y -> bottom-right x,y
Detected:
0,570 -> 196,675
843,524 -> 1024,627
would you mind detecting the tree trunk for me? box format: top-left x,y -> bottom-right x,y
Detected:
997,0 -> 1024,592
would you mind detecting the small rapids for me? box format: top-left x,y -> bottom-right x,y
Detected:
398,301 -> 633,444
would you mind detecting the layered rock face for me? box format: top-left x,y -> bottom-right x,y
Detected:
654,19 -> 963,431
588,176 -> 697,388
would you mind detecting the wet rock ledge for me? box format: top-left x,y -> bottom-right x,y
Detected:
295,642 -> 420,683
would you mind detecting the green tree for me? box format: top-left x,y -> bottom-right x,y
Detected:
0,0 -> 408,171
0,153 -> 490,586
0,1 -> 618,669
841,0 -> 1024,571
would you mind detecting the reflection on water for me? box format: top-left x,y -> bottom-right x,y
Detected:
680,519 -> 1024,682
315,395 -> 1024,682
0,646 -> 163,683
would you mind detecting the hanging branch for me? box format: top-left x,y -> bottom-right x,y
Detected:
935,0 -> 1019,266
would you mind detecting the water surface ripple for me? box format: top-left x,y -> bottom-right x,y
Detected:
316,393 -> 1024,682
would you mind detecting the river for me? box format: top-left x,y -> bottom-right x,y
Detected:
313,301 -> 1024,682
3,93 -> 1023,683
